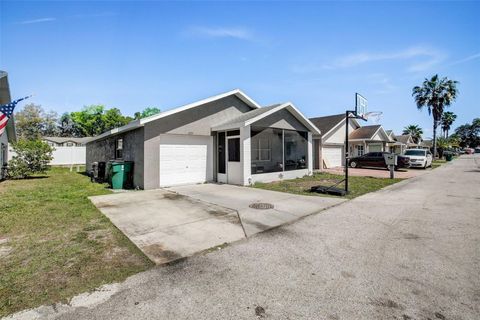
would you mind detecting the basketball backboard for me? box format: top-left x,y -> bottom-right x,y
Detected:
355,93 -> 368,120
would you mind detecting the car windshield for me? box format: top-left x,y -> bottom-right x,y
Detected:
404,150 -> 425,156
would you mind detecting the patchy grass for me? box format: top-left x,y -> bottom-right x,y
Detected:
432,159 -> 447,169
253,172 -> 403,199
0,167 -> 153,317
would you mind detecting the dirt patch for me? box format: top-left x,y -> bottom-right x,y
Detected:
255,305 -> 266,318
142,244 -> 182,264
341,271 -> 356,278
369,297 -> 404,310
434,312 -> 446,319
163,193 -> 185,200
207,210 -> 229,217
403,233 -> 421,240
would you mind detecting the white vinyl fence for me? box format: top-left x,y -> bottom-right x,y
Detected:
8,145 -> 86,165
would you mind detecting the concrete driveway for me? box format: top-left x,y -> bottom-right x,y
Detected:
89,190 -> 245,264
90,185 -> 344,264
170,184 -> 345,236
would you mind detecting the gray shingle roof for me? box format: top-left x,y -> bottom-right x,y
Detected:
309,114 -> 345,137
214,104 -> 281,127
349,125 -> 381,140
396,134 -> 413,144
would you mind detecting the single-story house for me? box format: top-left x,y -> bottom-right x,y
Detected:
348,125 -> 390,157
386,130 -> 407,154
309,113 -> 390,169
86,89 -> 320,189
420,139 -> 433,149
43,136 -> 92,147
396,134 -> 418,150
309,113 -> 360,169
0,71 -> 17,180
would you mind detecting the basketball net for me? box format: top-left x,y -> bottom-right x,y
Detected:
363,111 -> 383,124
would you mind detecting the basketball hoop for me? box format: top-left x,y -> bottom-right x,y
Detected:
363,111 -> 383,124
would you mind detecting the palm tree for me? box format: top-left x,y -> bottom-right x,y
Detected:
412,74 -> 458,158
402,125 -> 423,144
441,111 -> 457,138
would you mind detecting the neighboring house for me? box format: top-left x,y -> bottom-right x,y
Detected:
86,89 -> 320,189
309,113 -> 360,169
420,139 -> 433,149
348,125 -> 390,157
43,136 -> 92,147
386,130 -> 407,155
0,71 -> 17,180
396,134 -> 418,150
9,136 -> 91,165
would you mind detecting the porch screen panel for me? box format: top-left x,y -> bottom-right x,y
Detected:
218,132 -> 226,174
251,127 -> 283,174
284,130 -> 308,171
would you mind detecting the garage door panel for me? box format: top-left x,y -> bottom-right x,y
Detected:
323,146 -> 343,168
159,142 -> 209,187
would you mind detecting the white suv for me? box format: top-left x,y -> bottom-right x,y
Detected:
404,149 -> 433,169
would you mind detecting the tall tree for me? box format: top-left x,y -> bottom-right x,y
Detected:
58,112 -> 81,137
69,105 -> 132,137
14,103 -> 45,140
134,107 -> 161,120
453,118 -> 480,148
402,125 -> 423,144
43,110 -> 59,137
441,111 -> 457,138
412,74 -> 458,158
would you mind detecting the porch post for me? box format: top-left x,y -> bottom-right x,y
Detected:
241,125 -> 251,186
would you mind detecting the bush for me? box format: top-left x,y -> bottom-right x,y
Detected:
7,140 -> 53,179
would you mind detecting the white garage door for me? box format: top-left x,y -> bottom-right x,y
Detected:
159,143 -> 208,187
368,144 -> 383,152
323,146 -> 343,168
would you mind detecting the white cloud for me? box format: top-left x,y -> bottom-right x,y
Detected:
450,52 -> 480,65
330,46 -> 445,72
186,26 -> 253,41
18,17 -> 56,25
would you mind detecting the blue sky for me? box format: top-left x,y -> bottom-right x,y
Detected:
1,1 -> 479,138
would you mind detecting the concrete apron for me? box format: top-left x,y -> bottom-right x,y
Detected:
170,184 -> 346,237
89,190 -> 246,265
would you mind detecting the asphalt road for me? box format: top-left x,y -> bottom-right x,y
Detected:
12,156 -> 480,320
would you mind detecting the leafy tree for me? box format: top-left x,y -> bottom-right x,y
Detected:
402,125 -> 423,144
58,112 -> 81,137
7,140 -> 53,179
453,118 -> 480,148
14,103 -> 45,140
441,111 -> 457,138
69,105 -> 132,137
412,74 -> 458,158
43,110 -> 59,137
134,107 -> 161,120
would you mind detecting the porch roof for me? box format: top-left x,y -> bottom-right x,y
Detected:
211,102 -> 321,134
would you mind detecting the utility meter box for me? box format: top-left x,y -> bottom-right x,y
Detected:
384,153 -> 397,166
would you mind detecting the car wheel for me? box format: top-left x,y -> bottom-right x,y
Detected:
350,161 -> 357,168
423,162 -> 427,169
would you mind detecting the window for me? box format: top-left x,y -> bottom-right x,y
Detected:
227,130 -> 240,136
251,128 -> 283,174
284,130 -> 308,171
218,132 -> 226,173
356,145 -> 364,156
115,138 -> 123,159
228,138 -> 240,162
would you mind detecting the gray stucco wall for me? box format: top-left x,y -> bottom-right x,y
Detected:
252,109 -> 309,132
86,127 -> 145,188
143,95 -> 254,189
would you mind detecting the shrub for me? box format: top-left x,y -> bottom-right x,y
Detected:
7,140 -> 54,179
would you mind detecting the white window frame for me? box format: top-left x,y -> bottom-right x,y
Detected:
356,145 -> 364,156
252,138 -> 271,161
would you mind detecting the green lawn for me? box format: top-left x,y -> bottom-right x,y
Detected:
0,167 -> 153,317
253,172 -> 403,199
432,159 -> 447,169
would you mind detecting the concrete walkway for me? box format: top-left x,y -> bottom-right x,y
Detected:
7,156 -> 479,320
170,184 -> 345,236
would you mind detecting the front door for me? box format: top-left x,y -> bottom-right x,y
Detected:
227,137 -> 242,184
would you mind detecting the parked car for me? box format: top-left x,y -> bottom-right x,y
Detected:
404,149 -> 433,169
348,152 -> 410,170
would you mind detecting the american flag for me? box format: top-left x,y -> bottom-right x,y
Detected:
0,96 -> 31,135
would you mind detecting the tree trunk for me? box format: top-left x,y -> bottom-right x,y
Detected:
433,120 -> 438,159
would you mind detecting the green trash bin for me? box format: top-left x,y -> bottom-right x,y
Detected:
108,161 -> 134,189
445,153 -> 453,161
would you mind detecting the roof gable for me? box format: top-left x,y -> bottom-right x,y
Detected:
349,125 -> 388,141
309,113 -> 360,137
